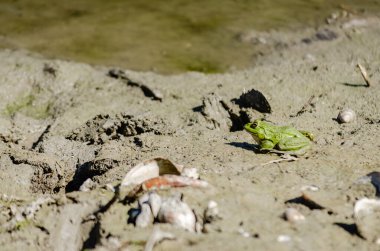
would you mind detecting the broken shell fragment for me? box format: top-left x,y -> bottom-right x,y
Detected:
284,208 -> 305,223
135,203 -> 153,228
122,158 -> 182,187
337,108 -> 356,123
138,192 -> 151,207
144,226 -> 175,251
142,175 -> 209,191
181,167 -> 200,179
354,198 -> 380,242
148,192 -> 162,218
157,197 -> 196,232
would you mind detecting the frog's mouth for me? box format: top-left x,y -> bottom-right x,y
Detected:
250,134 -> 260,144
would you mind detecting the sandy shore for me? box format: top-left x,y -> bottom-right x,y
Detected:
0,15 -> 379,251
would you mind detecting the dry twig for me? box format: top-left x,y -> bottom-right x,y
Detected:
357,63 -> 371,87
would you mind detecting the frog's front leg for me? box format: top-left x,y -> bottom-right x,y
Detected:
277,136 -> 310,151
260,140 -> 275,150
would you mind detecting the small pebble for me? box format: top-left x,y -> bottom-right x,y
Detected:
277,235 -> 291,243
204,200 -> 220,222
238,228 -> 251,238
301,185 -> 319,192
284,208 -> 305,223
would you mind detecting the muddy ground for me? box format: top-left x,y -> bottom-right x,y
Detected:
0,14 -> 380,251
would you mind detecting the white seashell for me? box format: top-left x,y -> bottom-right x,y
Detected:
337,108 -> 356,123
157,197 -> 196,232
354,198 -> 380,242
181,168 -> 199,179
148,192 -> 162,218
136,203 -> 153,228
284,208 -> 305,223
121,158 -> 182,187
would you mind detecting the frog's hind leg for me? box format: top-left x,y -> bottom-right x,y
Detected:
299,130 -> 315,141
277,137 -> 311,152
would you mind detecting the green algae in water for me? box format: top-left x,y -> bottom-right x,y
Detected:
0,0 -> 380,73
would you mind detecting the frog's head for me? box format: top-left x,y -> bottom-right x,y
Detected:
244,119 -> 266,142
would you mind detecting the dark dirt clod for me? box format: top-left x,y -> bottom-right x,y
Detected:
233,89 -> 272,113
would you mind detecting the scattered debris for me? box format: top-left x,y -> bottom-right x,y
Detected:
315,29 -> 338,41
67,113 -> 168,144
127,175 -> 209,199
4,196 -> 55,231
129,193 -> 197,232
158,196 -> 196,232
290,95 -> 316,117
325,10 -> 349,24
204,200 -> 221,223
141,175 -> 209,191
233,89 -> 271,113
122,158 -> 209,200
181,167 -> 200,180
354,198 -> 380,242
357,63 -> 371,87
260,154 -> 298,166
283,208 -> 305,223
238,228 -> 251,238
144,226 -> 176,251
355,172 -> 380,196
337,108 -> 356,123
122,158 -> 182,187
43,63 -> 57,77
108,69 -> 163,101
289,191 -> 347,213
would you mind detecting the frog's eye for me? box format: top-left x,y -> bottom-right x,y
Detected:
250,122 -> 258,129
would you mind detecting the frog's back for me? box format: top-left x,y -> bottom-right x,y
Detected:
278,125 -> 306,140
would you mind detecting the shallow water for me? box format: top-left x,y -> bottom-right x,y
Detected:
0,0 -> 379,73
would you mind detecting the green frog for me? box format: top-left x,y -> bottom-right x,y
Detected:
244,119 -> 314,154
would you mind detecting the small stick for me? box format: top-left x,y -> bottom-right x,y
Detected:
357,63 -> 371,87
292,95 -> 315,117
260,155 -> 298,166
